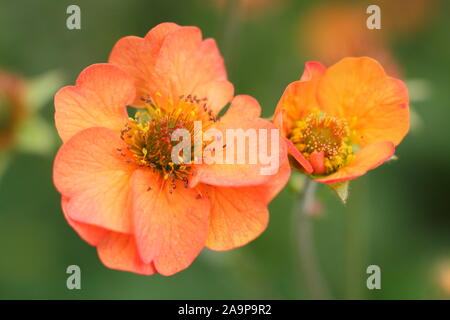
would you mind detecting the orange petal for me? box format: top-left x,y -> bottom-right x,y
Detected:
317,57 -> 409,146
219,95 -> 261,122
309,151 -> 326,175
285,138 -> 313,174
61,197 -> 107,246
195,96 -> 287,187
272,108 -> 285,133
154,27 -> 232,114
256,159 -> 292,204
198,79 -> 234,115
131,169 -> 210,276
274,62 -> 325,136
205,186 -> 268,251
109,23 -> 181,108
300,61 -> 327,81
315,141 -> 395,183
110,25 -> 233,113
54,63 -> 134,142
53,127 -> 134,233
144,22 -> 181,43
108,36 -> 158,108
97,232 -> 156,276
205,161 -> 289,251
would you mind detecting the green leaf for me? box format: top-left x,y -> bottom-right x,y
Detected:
16,115 -> 56,155
26,70 -> 64,111
405,78 -> 431,102
329,181 -> 349,204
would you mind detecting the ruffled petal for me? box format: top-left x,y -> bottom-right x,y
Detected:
109,23 -> 181,108
97,232 -> 156,275
153,27 -> 232,114
144,22 -> 181,43
110,24 -> 233,113
199,80 -> 234,115
194,95 -> 287,187
300,61 -> 327,81
219,95 -> 261,122
205,186 -> 268,251
274,62 -> 325,136
317,57 -> 409,146
131,169 -> 210,276
205,160 -> 290,251
285,138 -> 313,174
61,197 -> 107,246
54,63 -> 134,142
53,127 -> 134,233
315,141 -> 395,183
108,36 -> 157,108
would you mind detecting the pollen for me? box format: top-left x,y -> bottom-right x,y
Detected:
288,109 -> 353,174
119,94 -> 218,186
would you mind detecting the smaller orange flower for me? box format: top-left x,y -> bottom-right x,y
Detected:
299,3 -> 401,77
0,71 -> 26,151
274,57 -> 409,184
378,0 -> 438,35
299,1 -> 438,78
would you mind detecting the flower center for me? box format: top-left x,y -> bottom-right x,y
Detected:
289,110 -> 353,174
119,94 -> 217,185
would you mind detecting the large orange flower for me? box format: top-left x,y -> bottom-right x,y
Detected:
274,57 -> 409,184
54,23 -> 289,276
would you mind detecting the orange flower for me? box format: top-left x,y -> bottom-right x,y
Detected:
274,57 -> 409,184
0,71 -> 26,151
54,23 -> 289,276
299,3 -> 402,77
298,1 -> 438,78
377,0 -> 438,35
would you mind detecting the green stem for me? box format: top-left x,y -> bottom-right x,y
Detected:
345,204 -> 359,299
344,180 -> 367,299
293,179 -> 331,299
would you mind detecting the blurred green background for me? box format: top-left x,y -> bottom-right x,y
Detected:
0,0 -> 449,299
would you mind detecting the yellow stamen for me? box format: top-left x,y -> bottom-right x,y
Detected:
289,111 -> 353,174
120,93 -> 218,184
